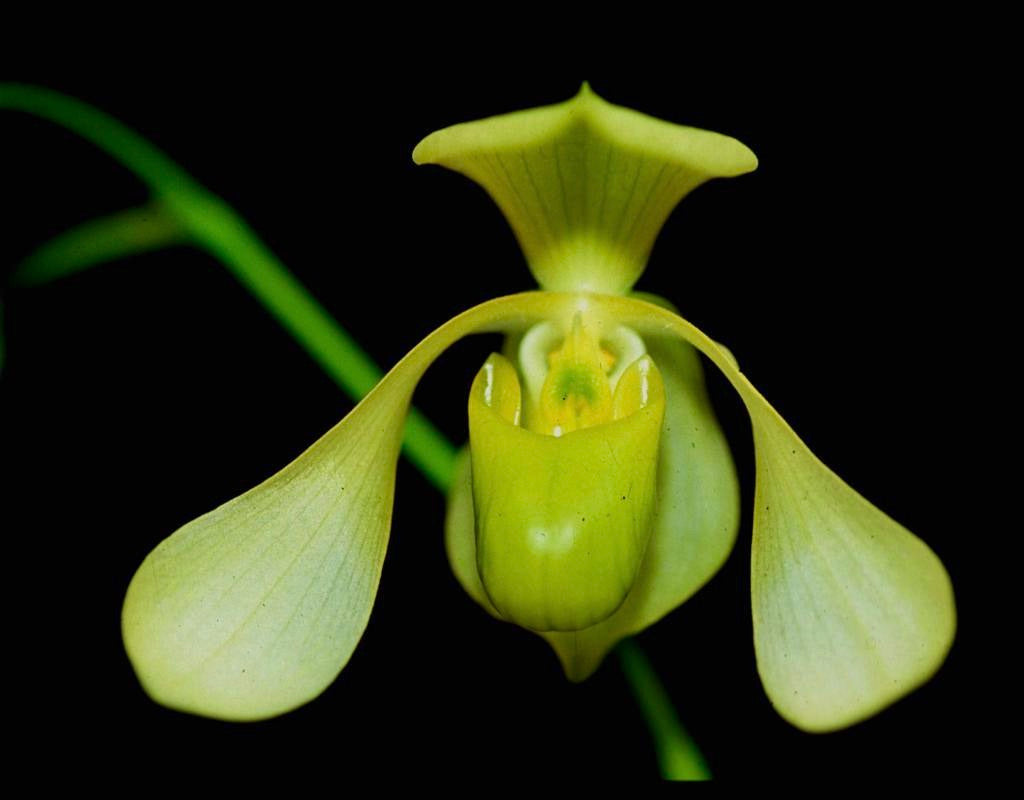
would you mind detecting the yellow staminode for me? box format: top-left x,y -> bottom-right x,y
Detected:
538,313 -> 614,436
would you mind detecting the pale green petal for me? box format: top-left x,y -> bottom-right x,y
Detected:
123,293 -> 574,721
748,407 -> 955,731
590,294 -> 956,731
122,388 -> 407,721
445,329 -> 740,679
413,85 -> 756,294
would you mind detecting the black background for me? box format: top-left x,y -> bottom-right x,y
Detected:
2,48 -> 985,781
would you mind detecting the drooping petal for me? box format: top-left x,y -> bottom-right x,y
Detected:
593,294 -> 956,731
122,292 -> 574,721
413,84 -> 756,294
122,386 -> 407,721
445,325 -> 740,679
748,405 -> 955,731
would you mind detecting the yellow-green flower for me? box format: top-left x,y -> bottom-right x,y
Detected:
120,85 -> 955,733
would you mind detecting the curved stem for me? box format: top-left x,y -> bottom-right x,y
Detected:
0,84 -> 198,192
1,82 -> 456,489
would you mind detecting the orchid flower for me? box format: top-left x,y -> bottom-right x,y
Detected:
104,85 -> 954,734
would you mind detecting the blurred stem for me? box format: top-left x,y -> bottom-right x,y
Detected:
1,82 -> 707,778
617,639 -> 711,781
12,203 -> 189,286
0,82 -> 455,489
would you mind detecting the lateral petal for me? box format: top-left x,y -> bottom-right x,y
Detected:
596,294 -> 956,731
122,293 -> 570,720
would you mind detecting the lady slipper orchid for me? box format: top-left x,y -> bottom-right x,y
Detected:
121,84 -> 955,733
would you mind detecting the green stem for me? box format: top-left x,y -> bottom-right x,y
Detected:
617,639 -> 711,781
160,187 -> 458,489
2,82 -> 704,777
1,82 -> 455,489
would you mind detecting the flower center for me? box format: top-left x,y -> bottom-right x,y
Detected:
519,312 -> 646,436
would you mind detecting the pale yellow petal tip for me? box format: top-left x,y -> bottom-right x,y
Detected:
585,90 -> 757,178
750,406 -> 957,733
411,90 -> 574,166
768,565 -> 956,734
